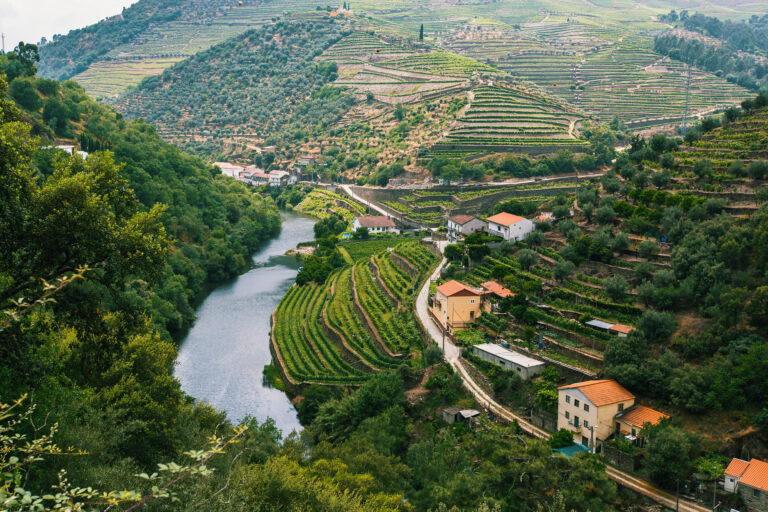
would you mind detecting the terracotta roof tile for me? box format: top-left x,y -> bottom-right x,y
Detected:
725,458 -> 750,478
486,212 -> 527,226
617,405 -> 669,428
558,379 -> 635,407
355,216 -> 395,228
610,324 -> 635,334
449,214 -> 477,225
481,281 -> 514,298
436,280 -> 482,297
740,459 -> 768,492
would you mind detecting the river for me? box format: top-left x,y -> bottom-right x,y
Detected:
175,211 -> 314,435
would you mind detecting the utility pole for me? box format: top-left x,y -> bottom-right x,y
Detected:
675,479 -> 680,512
1,33 -> 5,54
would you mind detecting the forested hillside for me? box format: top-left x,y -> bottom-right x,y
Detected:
4,48 -> 281,342
113,18 -> 354,158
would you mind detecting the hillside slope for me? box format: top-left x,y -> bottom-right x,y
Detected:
9,71 -> 281,339
111,17 -> 353,158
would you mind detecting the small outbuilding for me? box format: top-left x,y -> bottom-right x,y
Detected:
471,343 -> 545,380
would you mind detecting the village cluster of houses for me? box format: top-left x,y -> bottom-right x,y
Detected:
214,162 -> 297,187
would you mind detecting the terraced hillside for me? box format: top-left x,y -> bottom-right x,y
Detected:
436,84 -> 586,154
322,34 -> 493,104
271,239 -> 437,385
445,20 -> 752,126
39,0 -> 323,97
674,108 -> 768,174
112,19 -> 353,156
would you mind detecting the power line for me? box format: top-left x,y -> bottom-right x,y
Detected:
681,62 -> 692,134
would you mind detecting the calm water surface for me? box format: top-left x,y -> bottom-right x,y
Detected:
175,212 -> 314,434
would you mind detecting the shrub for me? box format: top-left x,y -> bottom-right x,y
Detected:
550,428 -> 574,449
425,344 -> 444,365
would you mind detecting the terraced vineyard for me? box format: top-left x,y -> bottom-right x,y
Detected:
674,108 -> 768,173
272,239 -> 437,385
435,84 -> 586,153
294,189 -> 366,227
323,34 -> 472,104
72,58 -> 185,98
445,20 -> 752,127
273,281 -> 367,385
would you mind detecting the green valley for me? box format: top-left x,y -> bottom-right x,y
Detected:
4,2 -> 768,512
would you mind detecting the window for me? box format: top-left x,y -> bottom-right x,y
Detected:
754,489 -> 760,497
631,428 -> 636,436
618,403 -> 624,412
574,399 -> 580,407
565,411 -> 570,420
469,311 -> 475,320
584,404 -> 589,412
565,395 -> 571,404
573,416 -> 580,428
584,420 -> 589,428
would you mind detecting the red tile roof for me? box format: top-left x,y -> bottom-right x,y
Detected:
617,405 -> 669,428
355,216 -> 395,228
449,214 -> 477,225
486,212 -> 527,226
740,459 -> 768,492
559,379 -> 635,407
609,324 -> 634,334
725,458 -> 750,478
436,280 -> 482,297
481,281 -> 514,298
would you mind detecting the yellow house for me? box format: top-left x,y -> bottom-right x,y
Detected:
429,280 -> 483,334
557,379 -> 635,451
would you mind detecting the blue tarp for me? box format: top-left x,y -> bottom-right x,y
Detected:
553,443 -> 590,457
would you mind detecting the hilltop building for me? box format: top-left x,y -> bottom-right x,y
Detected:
486,212 -> 535,242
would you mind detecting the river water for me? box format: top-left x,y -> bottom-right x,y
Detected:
175,212 -> 314,435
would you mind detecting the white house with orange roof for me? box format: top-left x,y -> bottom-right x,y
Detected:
429,280 -> 484,334
724,458 -> 768,510
485,212 -> 535,242
558,379 -> 636,451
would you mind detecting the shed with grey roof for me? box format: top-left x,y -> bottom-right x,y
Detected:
471,343 -> 546,380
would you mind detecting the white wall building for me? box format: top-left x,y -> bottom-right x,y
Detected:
268,170 -> 290,187
486,212 -> 535,242
353,216 -> 397,234
447,215 -> 486,239
471,344 -> 545,380
214,162 -> 244,178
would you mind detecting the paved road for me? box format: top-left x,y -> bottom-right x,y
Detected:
414,250 -> 709,512
340,184 -> 390,217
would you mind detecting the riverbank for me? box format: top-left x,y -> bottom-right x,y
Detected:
175,212 -> 315,434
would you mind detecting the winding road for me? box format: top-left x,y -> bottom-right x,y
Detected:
415,252 -> 710,512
